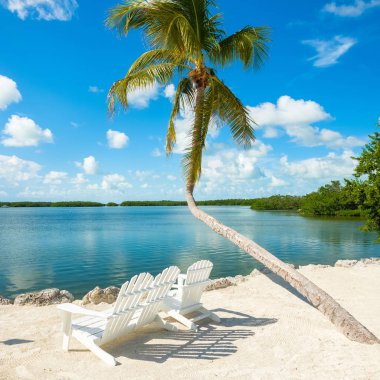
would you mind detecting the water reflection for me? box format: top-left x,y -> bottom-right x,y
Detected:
0,207 -> 378,298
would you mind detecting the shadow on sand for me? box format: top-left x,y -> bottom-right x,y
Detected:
108,308 -> 277,363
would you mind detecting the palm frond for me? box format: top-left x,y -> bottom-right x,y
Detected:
210,76 -> 255,147
166,77 -> 195,155
108,62 -> 177,114
208,26 -> 271,69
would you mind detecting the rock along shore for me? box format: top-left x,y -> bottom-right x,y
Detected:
1,257 -> 379,306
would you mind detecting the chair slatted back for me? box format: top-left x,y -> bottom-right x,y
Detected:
101,267 -> 180,344
180,260 -> 213,309
101,272 -> 153,343
137,266 -> 180,327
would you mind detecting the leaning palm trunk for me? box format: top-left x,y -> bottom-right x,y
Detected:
106,0 -> 379,346
185,186 -> 379,344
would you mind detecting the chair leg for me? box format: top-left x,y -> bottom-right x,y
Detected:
60,310 -> 72,351
83,340 -> 118,366
209,312 -> 220,323
155,315 -> 178,332
198,306 -> 220,323
168,311 -> 198,331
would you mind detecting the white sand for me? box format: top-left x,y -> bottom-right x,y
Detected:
1,264 -> 380,380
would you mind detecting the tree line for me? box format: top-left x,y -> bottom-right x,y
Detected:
251,127 -> 380,240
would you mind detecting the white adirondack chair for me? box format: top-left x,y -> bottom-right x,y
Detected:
57,266 -> 180,366
162,260 -> 220,331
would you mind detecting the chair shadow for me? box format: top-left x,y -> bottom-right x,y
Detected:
108,309 -> 277,363
1,339 -> 34,346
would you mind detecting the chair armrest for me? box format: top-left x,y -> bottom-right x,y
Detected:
57,303 -> 110,319
178,274 -> 187,287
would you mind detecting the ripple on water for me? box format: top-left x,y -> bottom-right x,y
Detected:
0,206 -> 378,298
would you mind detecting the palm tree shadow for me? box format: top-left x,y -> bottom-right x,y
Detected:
261,270 -> 312,306
108,309 -> 277,363
213,308 -> 278,328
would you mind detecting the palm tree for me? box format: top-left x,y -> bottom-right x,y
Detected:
106,0 -> 378,344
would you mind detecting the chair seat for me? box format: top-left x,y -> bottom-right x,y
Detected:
72,308 -> 142,342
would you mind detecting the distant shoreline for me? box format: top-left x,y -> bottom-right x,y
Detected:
0,200 -> 254,207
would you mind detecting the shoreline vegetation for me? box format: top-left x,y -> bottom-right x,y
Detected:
0,181 -> 366,218
0,199 -> 254,208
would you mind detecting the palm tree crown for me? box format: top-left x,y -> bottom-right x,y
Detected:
107,0 -> 270,190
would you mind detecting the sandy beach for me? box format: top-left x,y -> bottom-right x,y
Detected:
1,262 -> 380,380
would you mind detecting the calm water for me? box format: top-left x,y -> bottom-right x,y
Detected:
0,206 -> 378,298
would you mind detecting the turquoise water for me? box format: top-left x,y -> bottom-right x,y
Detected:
0,206 -> 378,299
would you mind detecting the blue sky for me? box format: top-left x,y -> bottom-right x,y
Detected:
0,0 -> 379,202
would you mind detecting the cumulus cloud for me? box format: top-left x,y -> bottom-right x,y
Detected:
200,140 -> 272,194
88,86 -> 104,94
248,96 -> 364,148
71,173 -> 87,185
303,35 -> 356,68
107,129 -> 129,149
3,0 -> 78,21
0,154 -> 41,185
0,75 -> 22,110
101,174 -> 132,191
323,0 -> 380,17
128,83 -> 159,109
164,84 -> 176,100
43,171 -> 67,184
75,155 -> 99,175
167,175 -> 176,181
170,106 -> 219,154
280,150 -> 356,179
1,115 -> 53,147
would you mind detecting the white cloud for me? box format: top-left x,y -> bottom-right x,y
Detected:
280,150 -> 356,179
107,129 -> 129,149
43,171 -> 67,184
88,86 -> 104,94
72,173 -> 87,185
151,148 -> 162,157
323,0 -> 380,17
3,0 -> 78,21
75,155 -> 99,175
303,35 -> 356,68
0,75 -> 22,110
248,96 -> 364,148
101,174 -> 132,191
0,154 -> 41,185
200,140 -> 272,194
128,82 -> 159,109
1,115 -> 53,147
270,175 -> 287,187
167,175 -> 176,181
164,84 -> 176,100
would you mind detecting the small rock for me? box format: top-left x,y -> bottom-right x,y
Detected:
14,288 -> 74,306
335,260 -> 358,268
82,286 -> 120,305
234,275 -> 247,283
299,264 -> 331,269
205,278 -> 236,291
358,258 -> 380,266
286,263 -> 297,269
0,295 -> 13,305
